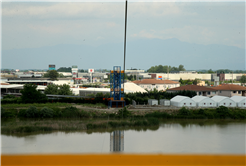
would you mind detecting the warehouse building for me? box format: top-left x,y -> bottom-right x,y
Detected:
170,95 -> 196,107
192,96 -> 216,107
211,96 -> 236,107
230,96 -> 246,108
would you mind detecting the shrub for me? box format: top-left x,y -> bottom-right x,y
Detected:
40,107 -> 54,118
62,106 -> 80,118
18,109 -> 27,118
118,107 -> 132,118
216,106 -> 230,118
178,107 -> 191,116
0,107 -> 5,118
204,111 -> 214,119
198,109 -> 205,115
3,94 -> 16,99
51,107 -> 62,118
25,106 -> 40,118
145,111 -> 171,119
79,110 -> 90,118
1,107 -> 16,118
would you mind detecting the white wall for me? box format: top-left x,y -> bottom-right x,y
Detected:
138,83 -> 180,91
155,73 -> 245,81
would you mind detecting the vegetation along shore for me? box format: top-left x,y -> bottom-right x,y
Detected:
1,103 -> 246,134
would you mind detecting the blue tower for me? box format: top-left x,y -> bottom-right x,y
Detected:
109,66 -> 125,108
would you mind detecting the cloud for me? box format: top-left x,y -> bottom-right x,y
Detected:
130,25 -> 245,48
2,2 -> 245,50
2,2 -> 196,20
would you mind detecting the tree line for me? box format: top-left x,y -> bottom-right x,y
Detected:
147,65 -> 185,73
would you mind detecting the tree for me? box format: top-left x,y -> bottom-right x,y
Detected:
44,84 -> 73,95
208,69 -> 215,73
20,84 -> 47,103
147,64 -> 186,73
59,73 -> 65,78
57,67 -> 71,72
58,84 -> 73,95
193,78 -> 200,85
44,84 -> 59,95
178,65 -> 185,71
43,70 -> 59,80
240,75 -> 246,83
179,78 -> 184,84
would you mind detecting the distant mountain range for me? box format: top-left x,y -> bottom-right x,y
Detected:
2,38 -> 245,70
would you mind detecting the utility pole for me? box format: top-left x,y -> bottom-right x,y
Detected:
123,0 -> 128,93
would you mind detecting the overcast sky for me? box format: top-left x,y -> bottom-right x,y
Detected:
1,0 -> 245,70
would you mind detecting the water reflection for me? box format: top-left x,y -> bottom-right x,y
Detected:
110,131 -> 124,152
1,120 -> 246,154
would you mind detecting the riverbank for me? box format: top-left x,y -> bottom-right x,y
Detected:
1,103 -> 246,133
2,118 -> 245,135
1,117 -> 161,134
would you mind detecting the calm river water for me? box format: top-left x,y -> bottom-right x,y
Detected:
1,120 -> 245,154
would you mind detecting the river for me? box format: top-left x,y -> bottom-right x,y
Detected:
1,120 -> 245,154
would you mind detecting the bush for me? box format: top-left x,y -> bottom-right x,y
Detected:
18,109 -> 27,118
25,106 -> 40,118
62,106 -> 80,118
178,107 -> 191,116
216,106 -> 230,118
1,107 -> 16,118
118,107 -> 132,118
51,107 -> 63,118
40,107 -> 54,118
3,94 -> 16,99
198,109 -> 205,115
0,107 -> 5,118
79,110 -> 90,118
145,111 -> 171,119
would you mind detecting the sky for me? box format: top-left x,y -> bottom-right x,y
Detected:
1,0 -> 245,70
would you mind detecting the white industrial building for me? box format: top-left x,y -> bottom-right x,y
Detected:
170,95 -> 196,107
192,96 -> 216,107
148,99 -> 158,105
230,96 -> 246,108
211,96 -> 236,107
132,79 -> 180,91
79,82 -> 146,97
159,99 -> 171,106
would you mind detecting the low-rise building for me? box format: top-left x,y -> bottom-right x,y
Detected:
166,85 -> 217,97
132,79 -> 180,91
212,84 -> 246,97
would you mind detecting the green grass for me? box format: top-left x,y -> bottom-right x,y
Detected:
1,103 -> 73,109
78,103 -> 107,109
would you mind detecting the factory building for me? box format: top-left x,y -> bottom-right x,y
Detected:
132,79 -> 180,91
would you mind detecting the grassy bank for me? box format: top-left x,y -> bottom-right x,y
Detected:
1,105 -> 246,133
2,105 -> 246,120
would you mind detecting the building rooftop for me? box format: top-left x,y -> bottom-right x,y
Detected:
212,84 -> 246,91
132,79 -> 179,85
167,84 -> 216,92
